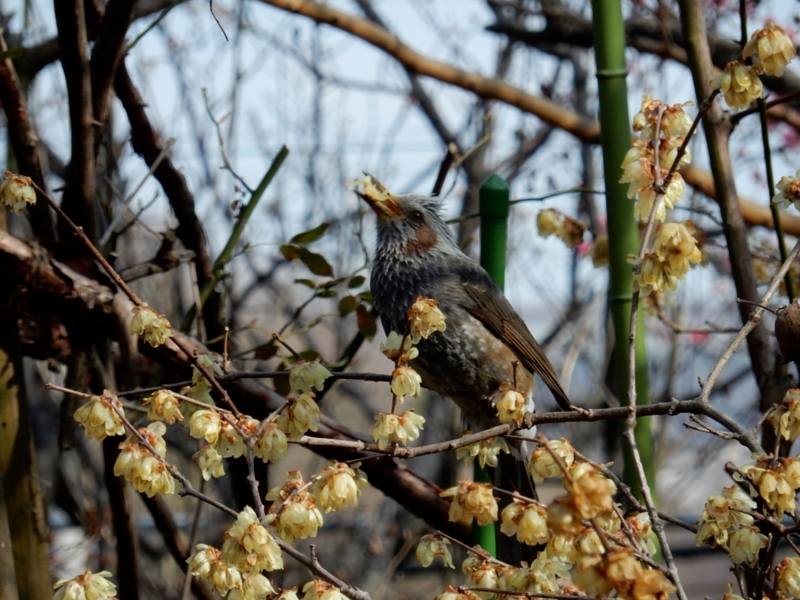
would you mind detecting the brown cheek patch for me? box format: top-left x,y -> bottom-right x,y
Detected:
402,224 -> 439,254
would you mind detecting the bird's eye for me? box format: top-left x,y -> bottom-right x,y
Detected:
409,210 -> 424,222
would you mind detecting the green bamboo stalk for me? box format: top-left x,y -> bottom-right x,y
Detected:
590,0 -> 655,498
475,173 -> 510,558
181,145 -> 290,332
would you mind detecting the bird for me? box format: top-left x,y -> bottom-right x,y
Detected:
358,176 -> 574,478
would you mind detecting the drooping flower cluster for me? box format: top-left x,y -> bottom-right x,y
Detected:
130,304 -> 173,347
499,499 -> 549,545
536,208 -> 586,248
416,534 -> 454,568
738,455 -> 800,519
113,422 -> 175,497
766,388 -> 800,441
265,471 -> 324,543
455,432 -> 510,468
74,389 -> 126,441
221,506 -> 284,573
372,409 -> 425,450
311,461 -> 368,513
527,438 -> 575,484
53,570 -> 117,600
440,480 -> 498,526
630,222 -> 703,296
621,95 -> 692,224
289,359 -> 331,393
0,171 -> 36,213
144,389 -> 183,424
695,484 -> 758,548
712,21 -> 794,109
276,392 -> 321,440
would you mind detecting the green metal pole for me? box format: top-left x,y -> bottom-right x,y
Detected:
591,0 -> 655,497
475,173 -> 510,557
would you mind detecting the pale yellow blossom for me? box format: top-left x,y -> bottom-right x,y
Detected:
416,534 -> 454,568
74,390 -> 125,441
566,462 -> 617,519
221,506 -> 283,573
440,480 -> 498,526
728,525 -> 768,565
379,331 -> 418,362
253,421 -> 288,463
391,365 -> 422,398
130,304 -> 172,347
773,170 -> 800,211
229,572 -> 275,600
301,580 -> 348,600
266,471 -> 324,543
53,570 -> 116,600
778,557 -> 800,597
312,461 -> 368,513
496,382 -> 526,424
0,171 -> 36,214
144,389 -> 183,424
194,445 -> 225,480
632,95 -> 693,139
189,409 -> 223,445
766,388 -> 800,441
711,60 -> 763,110
187,544 -> 242,596
455,433 -> 510,469
372,410 -> 425,450
407,296 -> 447,339
527,438 -> 575,484
289,359 -> 331,393
653,222 -> 702,275
500,499 -> 549,545
743,22 -> 796,76
277,392 -> 321,440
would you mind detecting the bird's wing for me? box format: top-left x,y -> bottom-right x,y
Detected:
455,272 -> 573,411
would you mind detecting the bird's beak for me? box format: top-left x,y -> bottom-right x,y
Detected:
355,174 -> 403,219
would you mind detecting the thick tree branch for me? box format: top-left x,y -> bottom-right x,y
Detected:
54,0 -> 98,243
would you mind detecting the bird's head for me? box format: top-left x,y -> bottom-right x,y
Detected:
355,174 -> 458,262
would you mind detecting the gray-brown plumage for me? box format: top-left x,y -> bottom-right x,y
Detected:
359,183 -> 573,456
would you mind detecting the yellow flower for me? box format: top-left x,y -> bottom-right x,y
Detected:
632,95 -> 693,139
221,506 -> 283,573
773,170 -> 800,211
301,580 -> 349,600
463,557 -> 499,600
187,544 -> 242,596
277,392 -> 321,440
53,570 -> 117,600
743,22 -> 796,76
496,382 -> 526,424
113,424 -> 176,498
371,410 -> 425,450
275,590 -> 300,600
575,528 -> 605,556
311,461 -> 368,513
630,253 -> 677,296
778,557 -> 800,597
740,456 -> 797,518
536,208 -> 561,237
728,525 -> 768,565
566,462 -> 617,519
630,569 -> 676,600
711,60 -> 763,110
536,208 -> 585,248
130,304 -> 172,347
626,512 -> 657,556
144,389 -> 183,424
440,480 -> 498,526
391,365 -> 422,399
574,548 -> 641,598
74,390 -> 125,441
416,534 -> 454,568
695,484 -> 756,548
767,388 -> 800,441
289,359 -> 331,393
266,471 -> 324,543
455,433 -> 510,469
499,499 -> 549,545
253,421 -> 288,463
0,171 -> 36,214
407,296 -> 447,339
433,585 -> 482,600
193,445 -> 225,480
653,222 -> 702,275
545,531 -> 579,564
508,551 -> 571,593
218,417 -> 258,459
189,409 -> 223,445
379,331 -> 418,362
229,572 -> 275,600
527,439 -> 575,484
